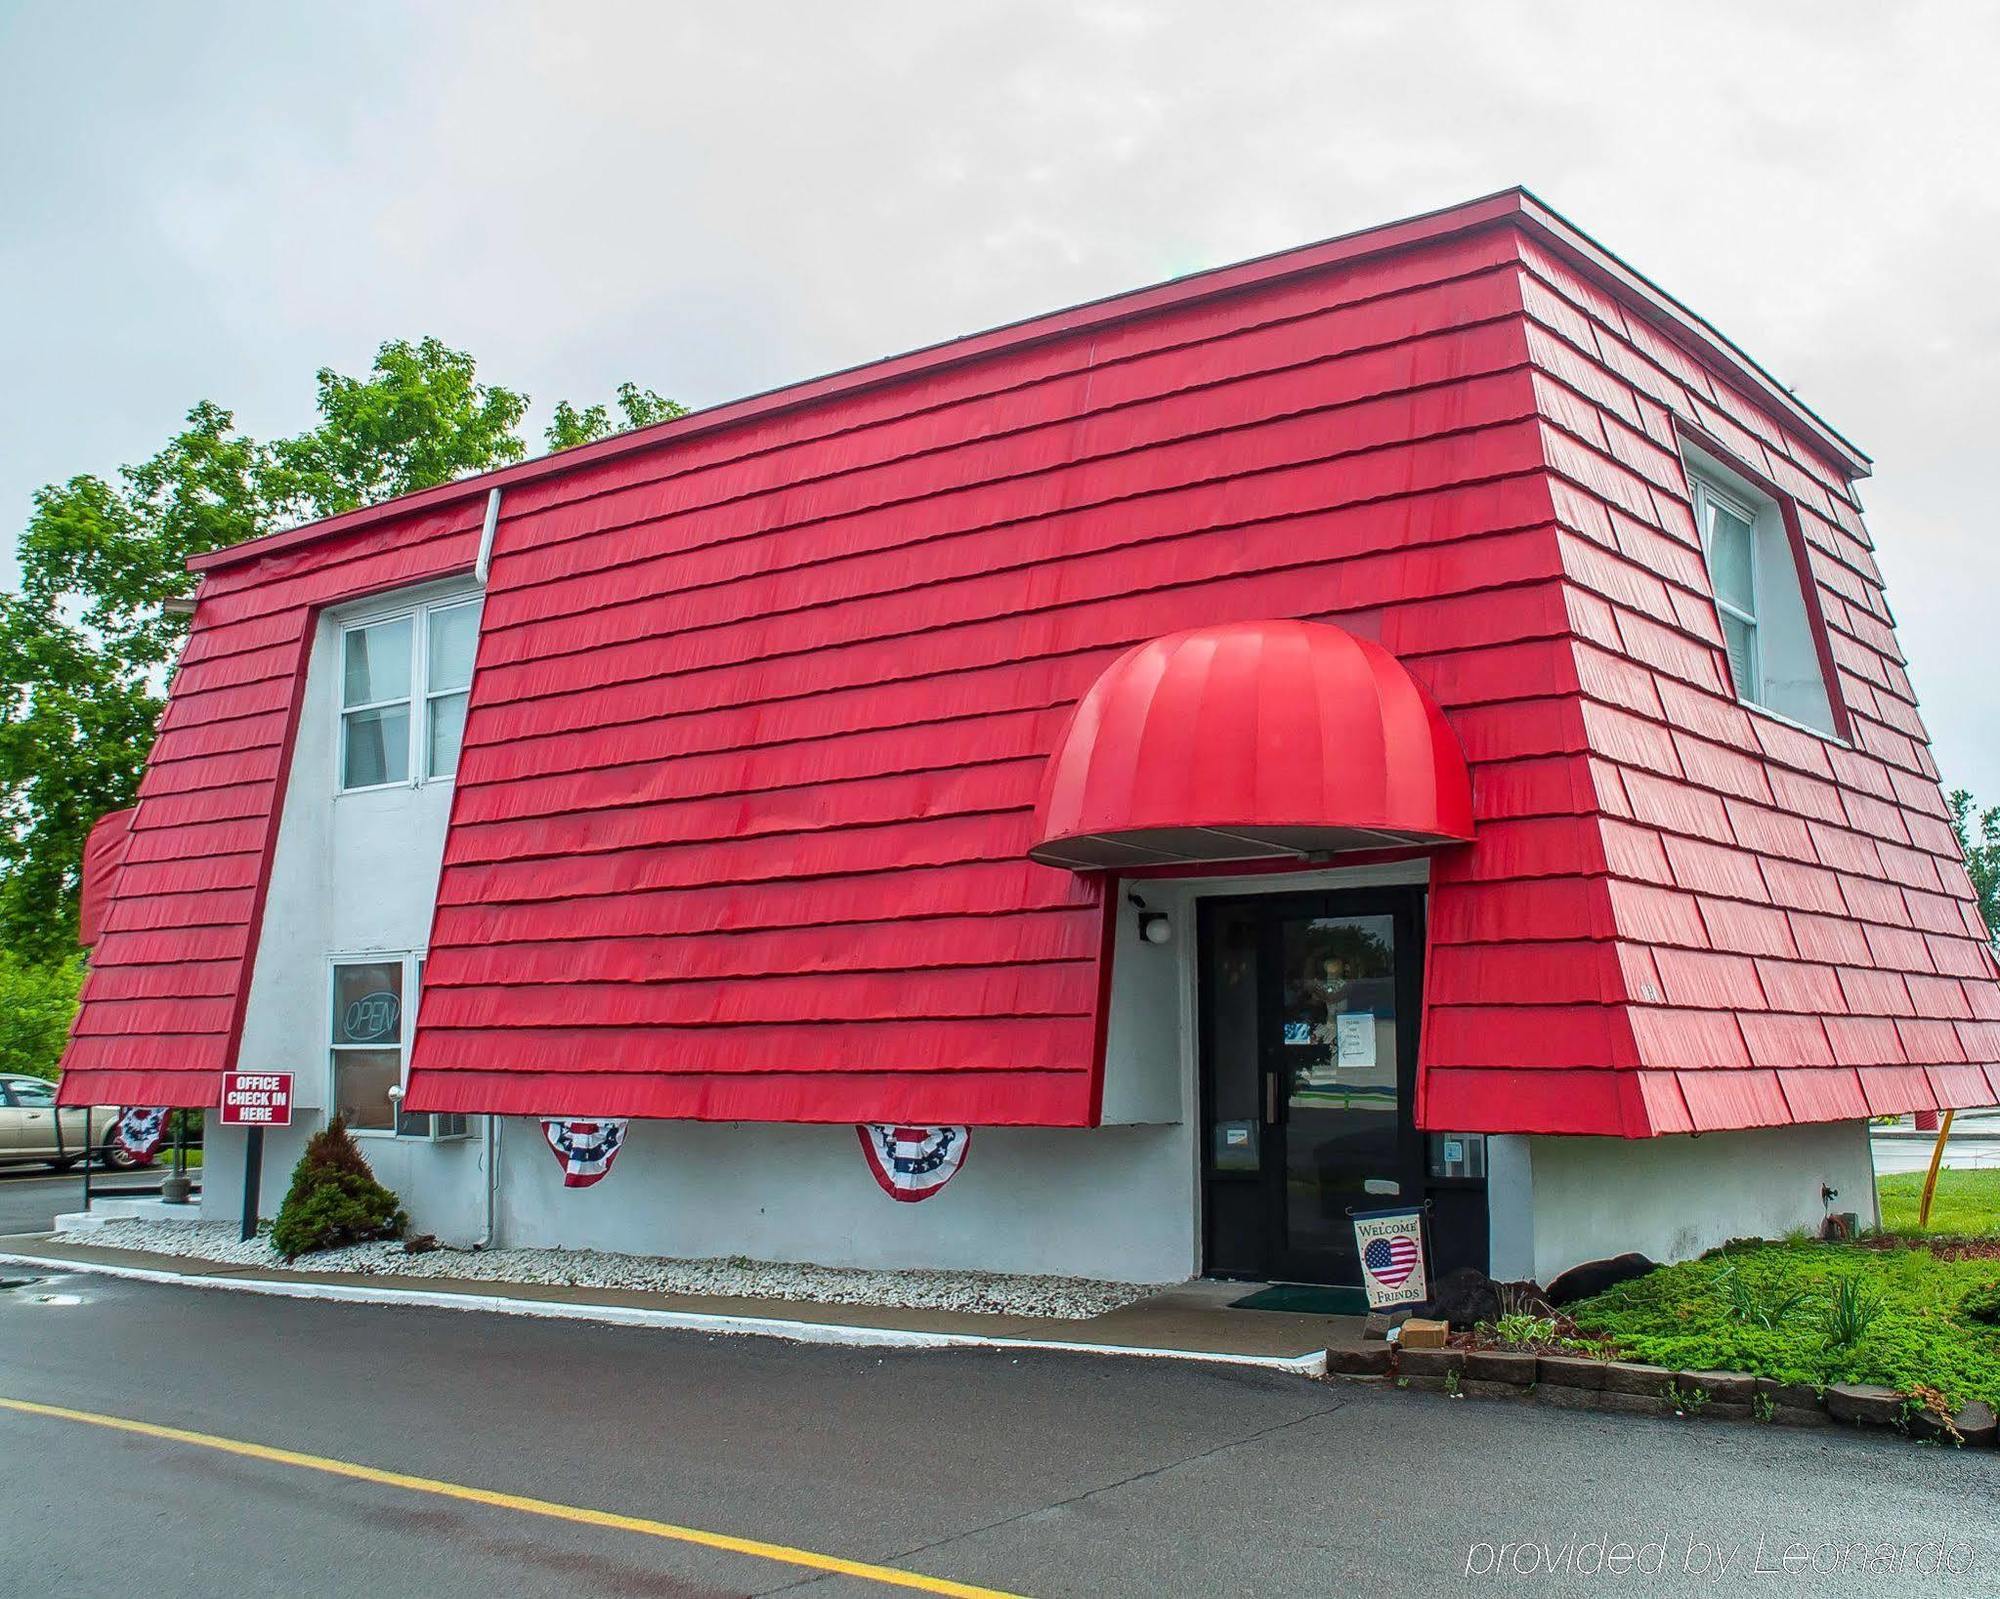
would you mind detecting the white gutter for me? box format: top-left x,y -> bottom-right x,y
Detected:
474,487 -> 502,585
477,1117 -> 502,1250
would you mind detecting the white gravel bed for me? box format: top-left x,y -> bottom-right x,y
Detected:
75,1220 -> 1155,1320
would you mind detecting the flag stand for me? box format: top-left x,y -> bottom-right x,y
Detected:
1918,1109 -> 1956,1230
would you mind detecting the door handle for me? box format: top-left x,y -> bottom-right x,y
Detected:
1264,1074 -> 1279,1123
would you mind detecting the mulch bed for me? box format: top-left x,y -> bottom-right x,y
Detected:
1446,1309 -> 1620,1360
1856,1234 -> 2000,1262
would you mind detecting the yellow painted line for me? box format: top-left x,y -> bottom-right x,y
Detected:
0,1395 -> 1028,1599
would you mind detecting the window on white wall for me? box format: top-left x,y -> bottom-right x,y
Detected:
425,602 -> 478,779
340,598 -> 481,790
1686,450 -> 1838,737
329,952 -> 470,1140
341,618 -> 412,788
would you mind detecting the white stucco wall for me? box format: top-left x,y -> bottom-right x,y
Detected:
492,1117 -> 1195,1282
207,577 -> 488,1242
1484,1133 -> 1536,1281
1097,897 -> 1184,1126
1497,1119 -> 1878,1284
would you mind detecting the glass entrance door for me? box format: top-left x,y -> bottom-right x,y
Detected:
1200,886 -> 1426,1285
1273,907 -> 1409,1282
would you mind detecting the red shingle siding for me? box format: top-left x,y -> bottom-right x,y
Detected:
1417,231 -> 1998,1132
409,228 -> 1592,1122
58,506 -> 484,1107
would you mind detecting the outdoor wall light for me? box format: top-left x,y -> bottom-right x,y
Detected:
1128,893 -> 1172,945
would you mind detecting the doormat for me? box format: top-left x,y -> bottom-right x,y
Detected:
1229,1283 -> 1371,1316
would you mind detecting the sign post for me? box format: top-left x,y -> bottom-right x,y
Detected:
239,1127 -> 263,1243
220,1072 -> 293,1243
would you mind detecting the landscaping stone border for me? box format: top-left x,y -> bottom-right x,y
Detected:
1328,1344 -> 1999,1448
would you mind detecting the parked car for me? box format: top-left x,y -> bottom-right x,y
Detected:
0,1074 -> 124,1170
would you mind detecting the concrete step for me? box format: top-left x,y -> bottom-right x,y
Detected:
54,1195 -> 205,1232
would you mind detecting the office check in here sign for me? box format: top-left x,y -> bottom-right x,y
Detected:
219,1072 -> 293,1127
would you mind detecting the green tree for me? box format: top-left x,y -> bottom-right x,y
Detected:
545,381 -> 687,452
0,951 -> 85,1079
1948,788 -> 2000,942
0,339 -> 607,959
259,337 -> 529,522
0,400 -> 266,961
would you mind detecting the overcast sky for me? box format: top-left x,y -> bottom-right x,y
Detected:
2,2 -> 1994,794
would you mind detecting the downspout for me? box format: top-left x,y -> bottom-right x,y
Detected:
478,1117 -> 502,1250
474,486 -> 502,585
474,485 -> 503,1248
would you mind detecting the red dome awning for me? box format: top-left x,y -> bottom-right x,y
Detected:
1030,621 -> 1473,870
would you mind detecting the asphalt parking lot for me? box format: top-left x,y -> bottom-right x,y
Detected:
4,1272 -> 1997,1598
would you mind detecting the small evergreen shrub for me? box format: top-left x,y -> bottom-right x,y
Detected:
269,1119 -> 407,1260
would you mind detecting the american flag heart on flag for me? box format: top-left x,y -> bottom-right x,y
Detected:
1352,1207 -> 1429,1307
1364,1235 -> 1420,1286
539,1118 -> 629,1188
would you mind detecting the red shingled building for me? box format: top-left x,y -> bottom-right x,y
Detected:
62,190 -> 2000,1288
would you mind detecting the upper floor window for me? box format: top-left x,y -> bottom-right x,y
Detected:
1687,452 -> 1838,737
340,598 -> 480,790
1693,476 -> 1761,698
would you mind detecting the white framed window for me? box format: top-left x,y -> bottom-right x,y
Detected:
328,952 -> 471,1140
1686,449 -> 1838,737
339,598 -> 480,791
1692,475 -> 1761,700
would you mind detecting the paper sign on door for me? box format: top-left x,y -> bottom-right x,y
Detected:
1335,1013 -> 1375,1070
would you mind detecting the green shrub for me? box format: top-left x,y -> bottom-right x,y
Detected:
0,953 -> 83,1081
1492,1311 -> 1558,1347
1570,1237 -> 2000,1408
269,1119 -> 407,1260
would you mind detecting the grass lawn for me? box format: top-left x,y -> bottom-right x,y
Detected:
1877,1169 -> 2000,1236
1569,1237 -> 2000,1409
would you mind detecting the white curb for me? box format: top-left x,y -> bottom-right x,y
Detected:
0,1250 -> 1327,1377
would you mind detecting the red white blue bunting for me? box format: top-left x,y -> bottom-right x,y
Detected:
114,1106 -> 168,1164
540,1119 -> 629,1188
856,1124 -> 970,1202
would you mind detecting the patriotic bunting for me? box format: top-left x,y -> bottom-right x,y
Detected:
856,1124 -> 970,1202
540,1118 -> 629,1188
114,1106 -> 169,1164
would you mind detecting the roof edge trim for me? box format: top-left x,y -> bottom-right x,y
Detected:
191,185 -> 1865,574
1512,194 -> 1869,480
